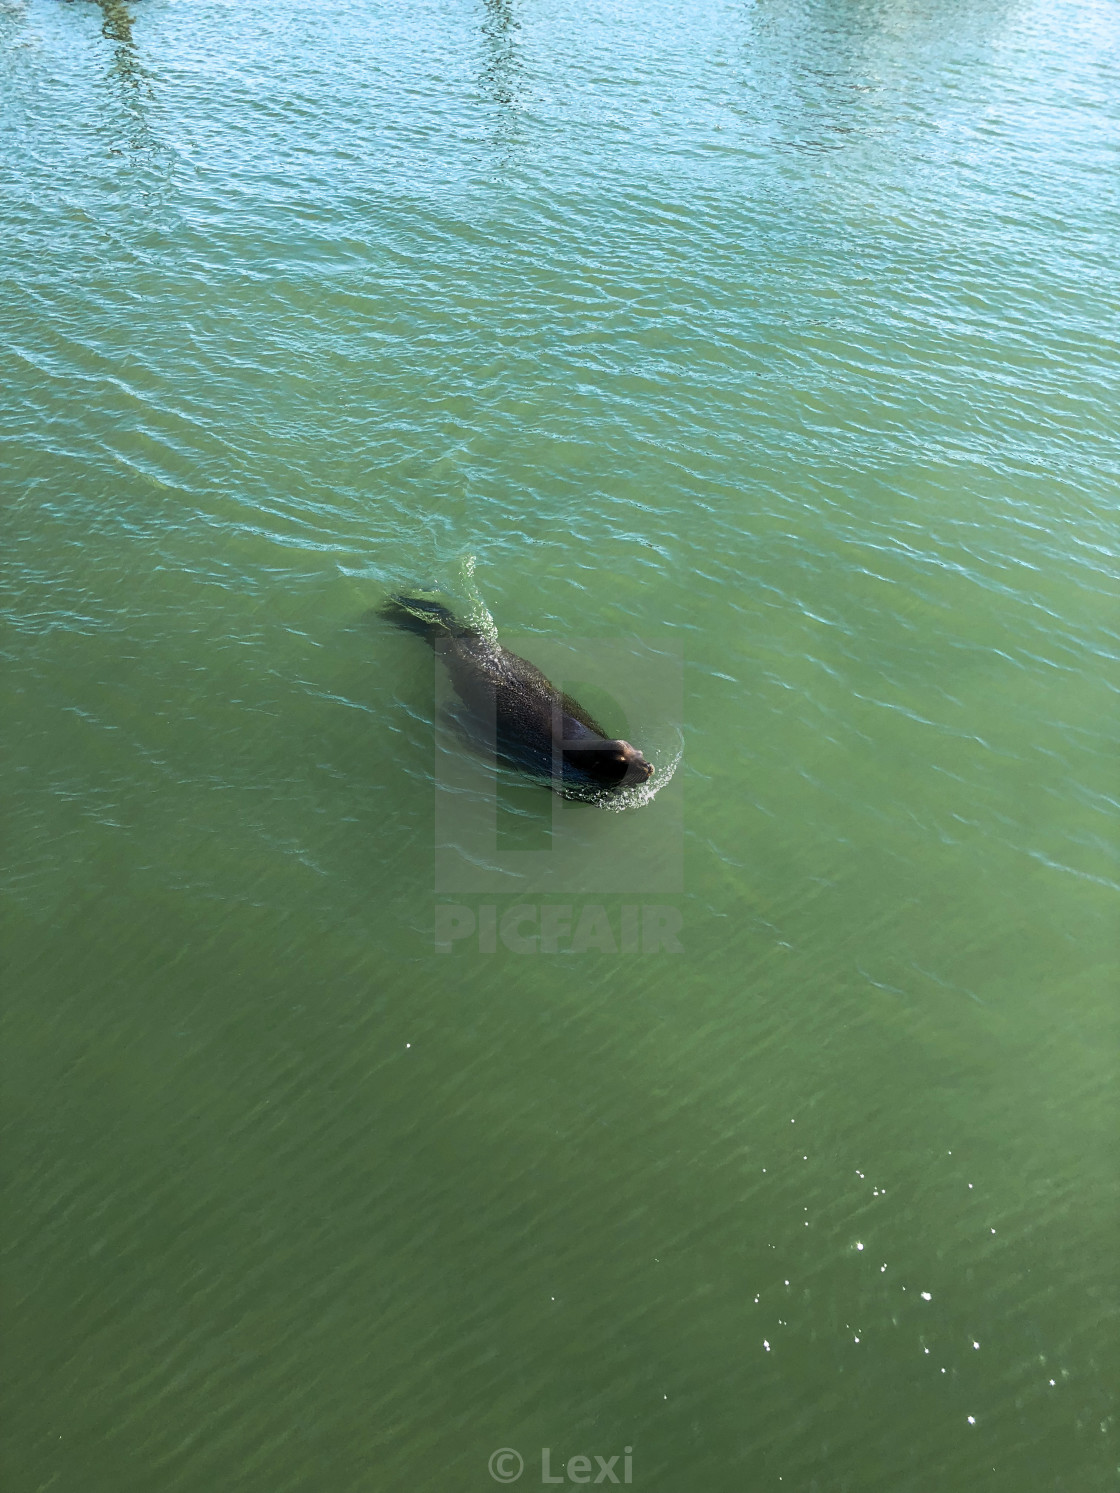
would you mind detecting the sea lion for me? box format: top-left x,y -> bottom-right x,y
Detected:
381,596 -> 655,795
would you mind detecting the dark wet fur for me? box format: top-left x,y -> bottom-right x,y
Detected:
380,596 -> 654,793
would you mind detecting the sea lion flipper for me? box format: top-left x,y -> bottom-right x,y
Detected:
380,595 -> 473,641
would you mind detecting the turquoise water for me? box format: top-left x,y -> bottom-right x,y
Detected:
2,0 -> 1118,1489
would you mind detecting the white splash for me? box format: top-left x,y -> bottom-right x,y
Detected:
459,553 -> 498,646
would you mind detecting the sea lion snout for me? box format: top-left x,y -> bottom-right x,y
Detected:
619,742 -> 655,786
564,738 -> 653,788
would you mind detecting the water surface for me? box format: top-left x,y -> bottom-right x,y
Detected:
2,1 -> 1118,1490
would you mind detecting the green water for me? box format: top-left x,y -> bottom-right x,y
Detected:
2,0 -> 1118,1489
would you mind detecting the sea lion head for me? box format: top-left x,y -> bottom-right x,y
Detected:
563,739 -> 655,789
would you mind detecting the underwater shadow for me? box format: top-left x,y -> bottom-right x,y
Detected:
71,0 -> 159,153
479,0 -> 526,162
